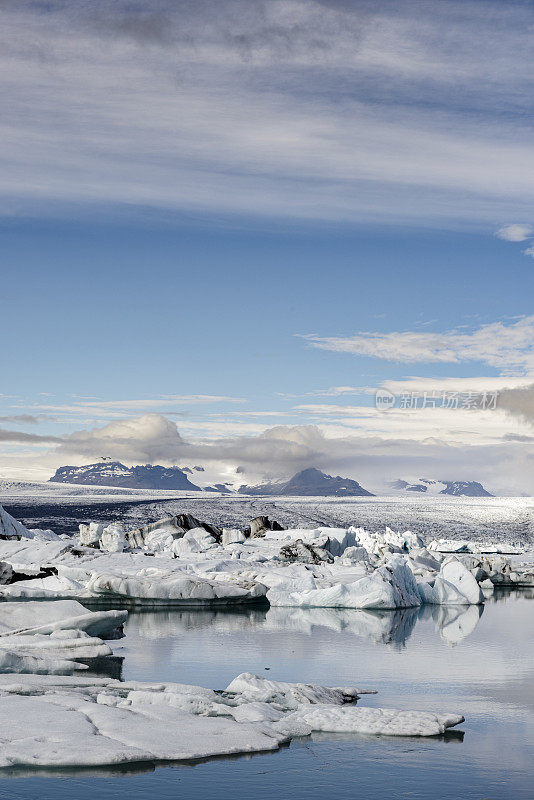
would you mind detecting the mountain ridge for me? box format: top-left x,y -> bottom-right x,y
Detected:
391,478 -> 493,497
239,467 -> 374,497
49,462 -> 202,491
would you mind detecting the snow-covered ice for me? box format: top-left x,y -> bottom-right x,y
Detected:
0,671 -> 464,769
0,599 -> 126,675
0,502 -> 529,610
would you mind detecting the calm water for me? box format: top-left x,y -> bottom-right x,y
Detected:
1,590 -> 533,799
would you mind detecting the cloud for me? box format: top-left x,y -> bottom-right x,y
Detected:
61,413 -> 185,463
292,403 -> 528,447
27,395 -> 246,420
496,223 -> 533,242
523,246 -> 534,258
498,383 -> 534,425
380,376 -> 532,394
301,316 -> 534,374
0,428 -> 62,444
0,415 -> 41,424
306,386 -> 363,397
2,1 -> 534,227
279,386 -> 364,399
51,412 -> 534,494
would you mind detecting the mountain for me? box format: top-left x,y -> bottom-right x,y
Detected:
391,478 -> 493,497
204,483 -> 233,494
239,467 -> 374,497
49,462 -> 202,491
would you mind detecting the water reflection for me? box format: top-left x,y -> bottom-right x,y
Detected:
424,604 -> 483,645
0,747 -> 283,781
120,601 -> 484,651
264,606 -> 419,647
3,594 -> 534,799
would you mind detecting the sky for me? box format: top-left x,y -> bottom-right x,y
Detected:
2,0 -> 534,493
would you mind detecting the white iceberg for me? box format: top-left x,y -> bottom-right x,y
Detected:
285,704 -> 464,737
87,570 -> 267,606
267,556 -> 422,610
0,671 -> 464,769
0,600 -> 126,675
0,599 -> 127,638
419,559 -> 484,606
225,672 -> 362,707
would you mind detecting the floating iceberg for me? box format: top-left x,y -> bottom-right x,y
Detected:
267,557 -> 422,610
87,570 -> 267,606
0,671 -> 464,769
418,560 -> 484,606
0,599 -> 126,675
0,505 -> 527,611
283,705 -> 464,737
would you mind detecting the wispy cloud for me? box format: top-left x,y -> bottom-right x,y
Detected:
25,394 -> 246,420
301,316 -> 534,375
495,223 -> 533,242
0,428 -> 62,444
278,386 -> 365,399
0,415 -> 42,424
2,1 -> 534,227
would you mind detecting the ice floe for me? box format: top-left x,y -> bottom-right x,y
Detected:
0,599 -> 126,675
0,671 -> 464,769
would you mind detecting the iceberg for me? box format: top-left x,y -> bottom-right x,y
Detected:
0,600 -> 126,676
419,559 -> 484,606
87,570 -> 267,606
225,672 -> 362,707
0,671 -> 464,769
0,505 -> 524,611
0,599 -> 127,638
267,556 -> 422,610
284,705 -> 464,737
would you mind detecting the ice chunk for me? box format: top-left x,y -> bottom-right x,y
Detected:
87,571 -> 266,606
279,539 -> 333,564
225,673 -> 360,708
0,693 -> 283,767
222,529 -> 246,546
289,704 -> 464,736
267,556 -> 421,610
440,559 -> 484,604
0,505 -> 32,539
0,599 -> 127,638
172,528 -> 217,556
100,523 -> 126,553
79,522 -> 103,547
0,648 -> 86,675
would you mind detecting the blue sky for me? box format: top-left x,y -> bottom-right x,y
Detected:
1,0 -> 534,491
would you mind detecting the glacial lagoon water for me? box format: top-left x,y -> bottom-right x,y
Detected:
1,590 -> 533,799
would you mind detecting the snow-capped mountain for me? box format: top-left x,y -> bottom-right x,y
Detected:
239,467 -> 374,497
49,462 -> 202,491
391,478 -> 493,497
